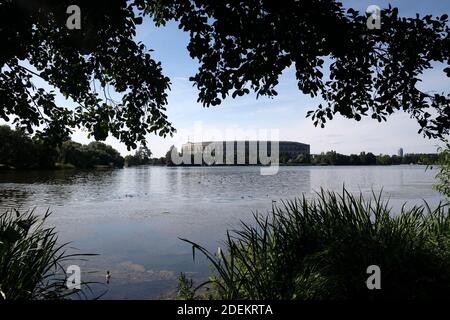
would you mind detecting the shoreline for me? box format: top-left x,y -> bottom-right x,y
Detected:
0,163 -> 433,172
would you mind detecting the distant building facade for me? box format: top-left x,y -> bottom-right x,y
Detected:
398,148 -> 404,157
180,141 -> 310,165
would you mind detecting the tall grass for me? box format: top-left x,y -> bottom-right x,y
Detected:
433,140 -> 450,200
0,208 -> 95,300
181,188 -> 450,300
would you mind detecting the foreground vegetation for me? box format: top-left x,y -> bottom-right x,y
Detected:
0,208 -> 94,300
180,189 -> 450,300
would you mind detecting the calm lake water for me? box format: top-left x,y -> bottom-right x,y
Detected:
0,165 -> 443,299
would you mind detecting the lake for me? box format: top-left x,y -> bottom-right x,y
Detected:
0,165 -> 443,299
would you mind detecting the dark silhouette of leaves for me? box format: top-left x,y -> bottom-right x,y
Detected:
1,0 -> 449,148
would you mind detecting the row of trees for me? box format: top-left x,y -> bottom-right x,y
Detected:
0,125 -> 124,169
58,140 -> 124,169
124,145 -> 167,166
163,148 -> 439,167
0,125 -> 57,169
281,151 -> 439,166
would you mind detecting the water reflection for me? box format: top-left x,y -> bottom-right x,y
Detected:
0,165 -> 442,299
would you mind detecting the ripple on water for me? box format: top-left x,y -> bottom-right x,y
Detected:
0,166 -> 443,298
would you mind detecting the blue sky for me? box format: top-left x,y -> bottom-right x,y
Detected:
9,1 -> 450,157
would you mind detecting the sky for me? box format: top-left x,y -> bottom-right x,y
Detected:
6,1 -> 450,157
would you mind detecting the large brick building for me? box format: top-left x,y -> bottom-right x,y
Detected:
180,141 -> 310,165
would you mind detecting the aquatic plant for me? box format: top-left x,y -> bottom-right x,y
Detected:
177,272 -> 196,300
0,208 -> 96,300
180,188 -> 450,299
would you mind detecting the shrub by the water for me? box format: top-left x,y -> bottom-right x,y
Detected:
181,188 -> 450,300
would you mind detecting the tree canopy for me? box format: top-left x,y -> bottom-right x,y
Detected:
1,0 -> 173,149
1,0 -> 449,149
0,125 -> 57,169
124,144 -> 153,166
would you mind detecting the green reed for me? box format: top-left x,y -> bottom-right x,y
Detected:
180,188 -> 450,300
0,208 -> 96,300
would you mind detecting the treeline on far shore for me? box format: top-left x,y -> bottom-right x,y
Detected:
0,125 -> 124,170
0,125 -> 439,170
281,150 -> 439,166
164,148 -> 439,166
